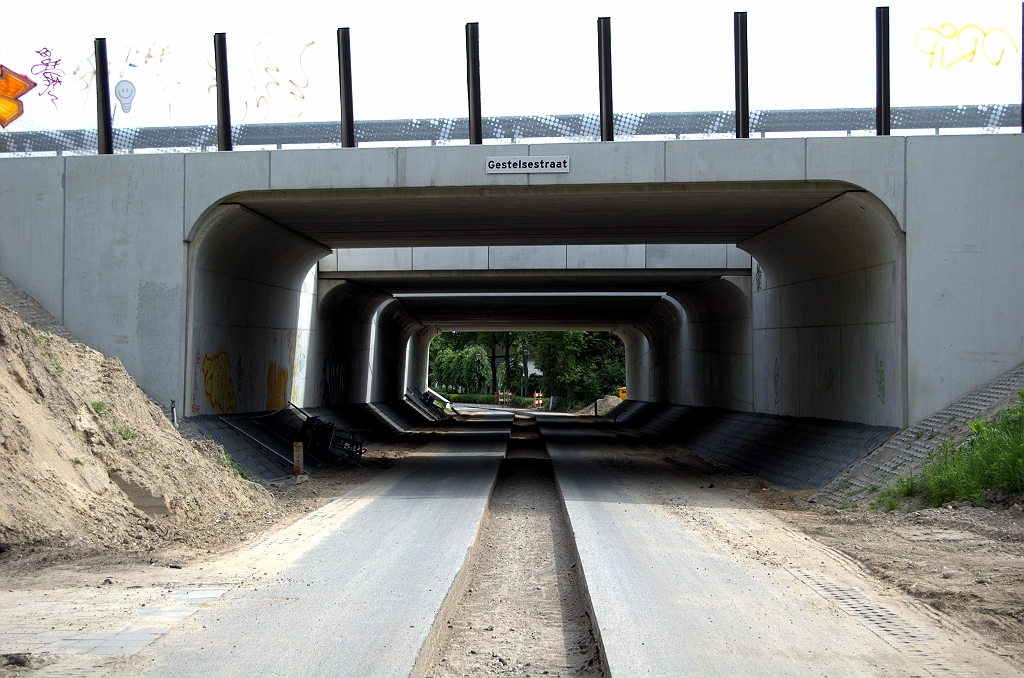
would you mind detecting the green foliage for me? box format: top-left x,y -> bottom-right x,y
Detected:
91,401 -> 107,416
35,334 -> 64,375
116,424 -> 138,440
893,475 -> 919,497
529,331 -> 624,410
431,345 -> 491,394
919,397 -> 1024,506
428,330 -> 625,410
72,457 -> 84,466
870,495 -> 900,513
223,452 -> 251,480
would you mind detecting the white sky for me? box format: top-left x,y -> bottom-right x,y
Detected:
1,0 -> 1020,131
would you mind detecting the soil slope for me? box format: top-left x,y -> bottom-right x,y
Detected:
0,305 -> 274,563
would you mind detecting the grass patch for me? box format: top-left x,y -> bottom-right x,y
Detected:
918,397 -> 1024,506
893,475 -> 919,497
116,424 -> 138,440
871,495 -> 900,513
72,457 -> 84,466
223,452 -> 251,480
90,401 -> 107,416
872,393 -> 1024,510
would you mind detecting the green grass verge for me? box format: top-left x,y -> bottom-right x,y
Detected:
871,393 -> 1024,511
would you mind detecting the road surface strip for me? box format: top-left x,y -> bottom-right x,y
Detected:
135,418 -> 509,677
538,415 -> 1017,677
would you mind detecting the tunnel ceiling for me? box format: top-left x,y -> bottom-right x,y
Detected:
320,268 -> 745,295
230,181 -> 854,248
395,294 -> 664,330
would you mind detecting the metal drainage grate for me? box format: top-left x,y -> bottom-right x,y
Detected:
789,569 -> 975,676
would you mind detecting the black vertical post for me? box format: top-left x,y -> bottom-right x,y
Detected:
338,27 -> 356,148
876,7 -> 891,136
214,33 -> 232,151
597,17 -> 613,141
94,38 -> 113,155
733,12 -> 749,139
466,23 -> 482,145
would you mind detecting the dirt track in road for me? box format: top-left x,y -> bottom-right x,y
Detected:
425,457 -> 603,678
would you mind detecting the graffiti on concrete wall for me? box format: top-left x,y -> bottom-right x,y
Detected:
876,360 -> 886,405
202,350 -> 237,413
191,347 -> 202,414
0,65 -> 37,128
916,24 -> 1019,68
773,357 -> 780,405
320,355 -> 345,406
266,363 -> 289,410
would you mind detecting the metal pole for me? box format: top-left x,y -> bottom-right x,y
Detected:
94,38 -> 113,155
597,17 -> 613,141
214,33 -> 232,151
466,22 -> 482,145
733,12 -> 749,139
338,27 -> 356,148
1021,2 -> 1023,131
875,7 -> 891,136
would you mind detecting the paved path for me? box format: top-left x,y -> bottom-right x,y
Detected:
538,416 -> 942,678
142,420 -> 509,678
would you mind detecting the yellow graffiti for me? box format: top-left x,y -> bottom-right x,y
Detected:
201,351 -> 236,413
266,363 -> 289,410
915,23 -> 1019,68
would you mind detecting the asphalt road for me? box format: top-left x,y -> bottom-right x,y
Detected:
142,416 -> 509,678
538,415 -> 939,678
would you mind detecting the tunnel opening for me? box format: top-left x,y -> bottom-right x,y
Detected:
185,179 -> 905,443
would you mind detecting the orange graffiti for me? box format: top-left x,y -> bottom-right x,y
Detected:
201,350 -> 237,413
0,66 -> 37,128
266,363 -> 289,410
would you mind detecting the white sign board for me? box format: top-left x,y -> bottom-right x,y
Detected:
485,156 -> 569,173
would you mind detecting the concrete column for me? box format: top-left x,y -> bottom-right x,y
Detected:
406,326 -> 442,395
614,326 -> 650,402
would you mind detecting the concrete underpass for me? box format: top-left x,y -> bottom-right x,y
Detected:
1,135 -> 1022,676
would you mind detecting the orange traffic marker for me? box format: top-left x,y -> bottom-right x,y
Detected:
0,65 -> 37,128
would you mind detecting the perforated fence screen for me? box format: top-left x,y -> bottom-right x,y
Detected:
1,104 -> 1020,156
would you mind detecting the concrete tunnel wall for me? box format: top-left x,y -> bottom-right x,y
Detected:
315,281 -> 390,405
369,300 -> 424,403
407,327 -> 442,395
625,277 -> 753,411
187,204 -> 324,414
741,191 -> 905,427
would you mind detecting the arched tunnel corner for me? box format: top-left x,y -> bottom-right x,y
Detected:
184,203 -> 329,416
737,189 -> 908,428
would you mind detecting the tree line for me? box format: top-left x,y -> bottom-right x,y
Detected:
429,331 -> 625,410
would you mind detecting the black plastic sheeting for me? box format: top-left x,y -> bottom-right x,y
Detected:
608,400 -> 897,490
